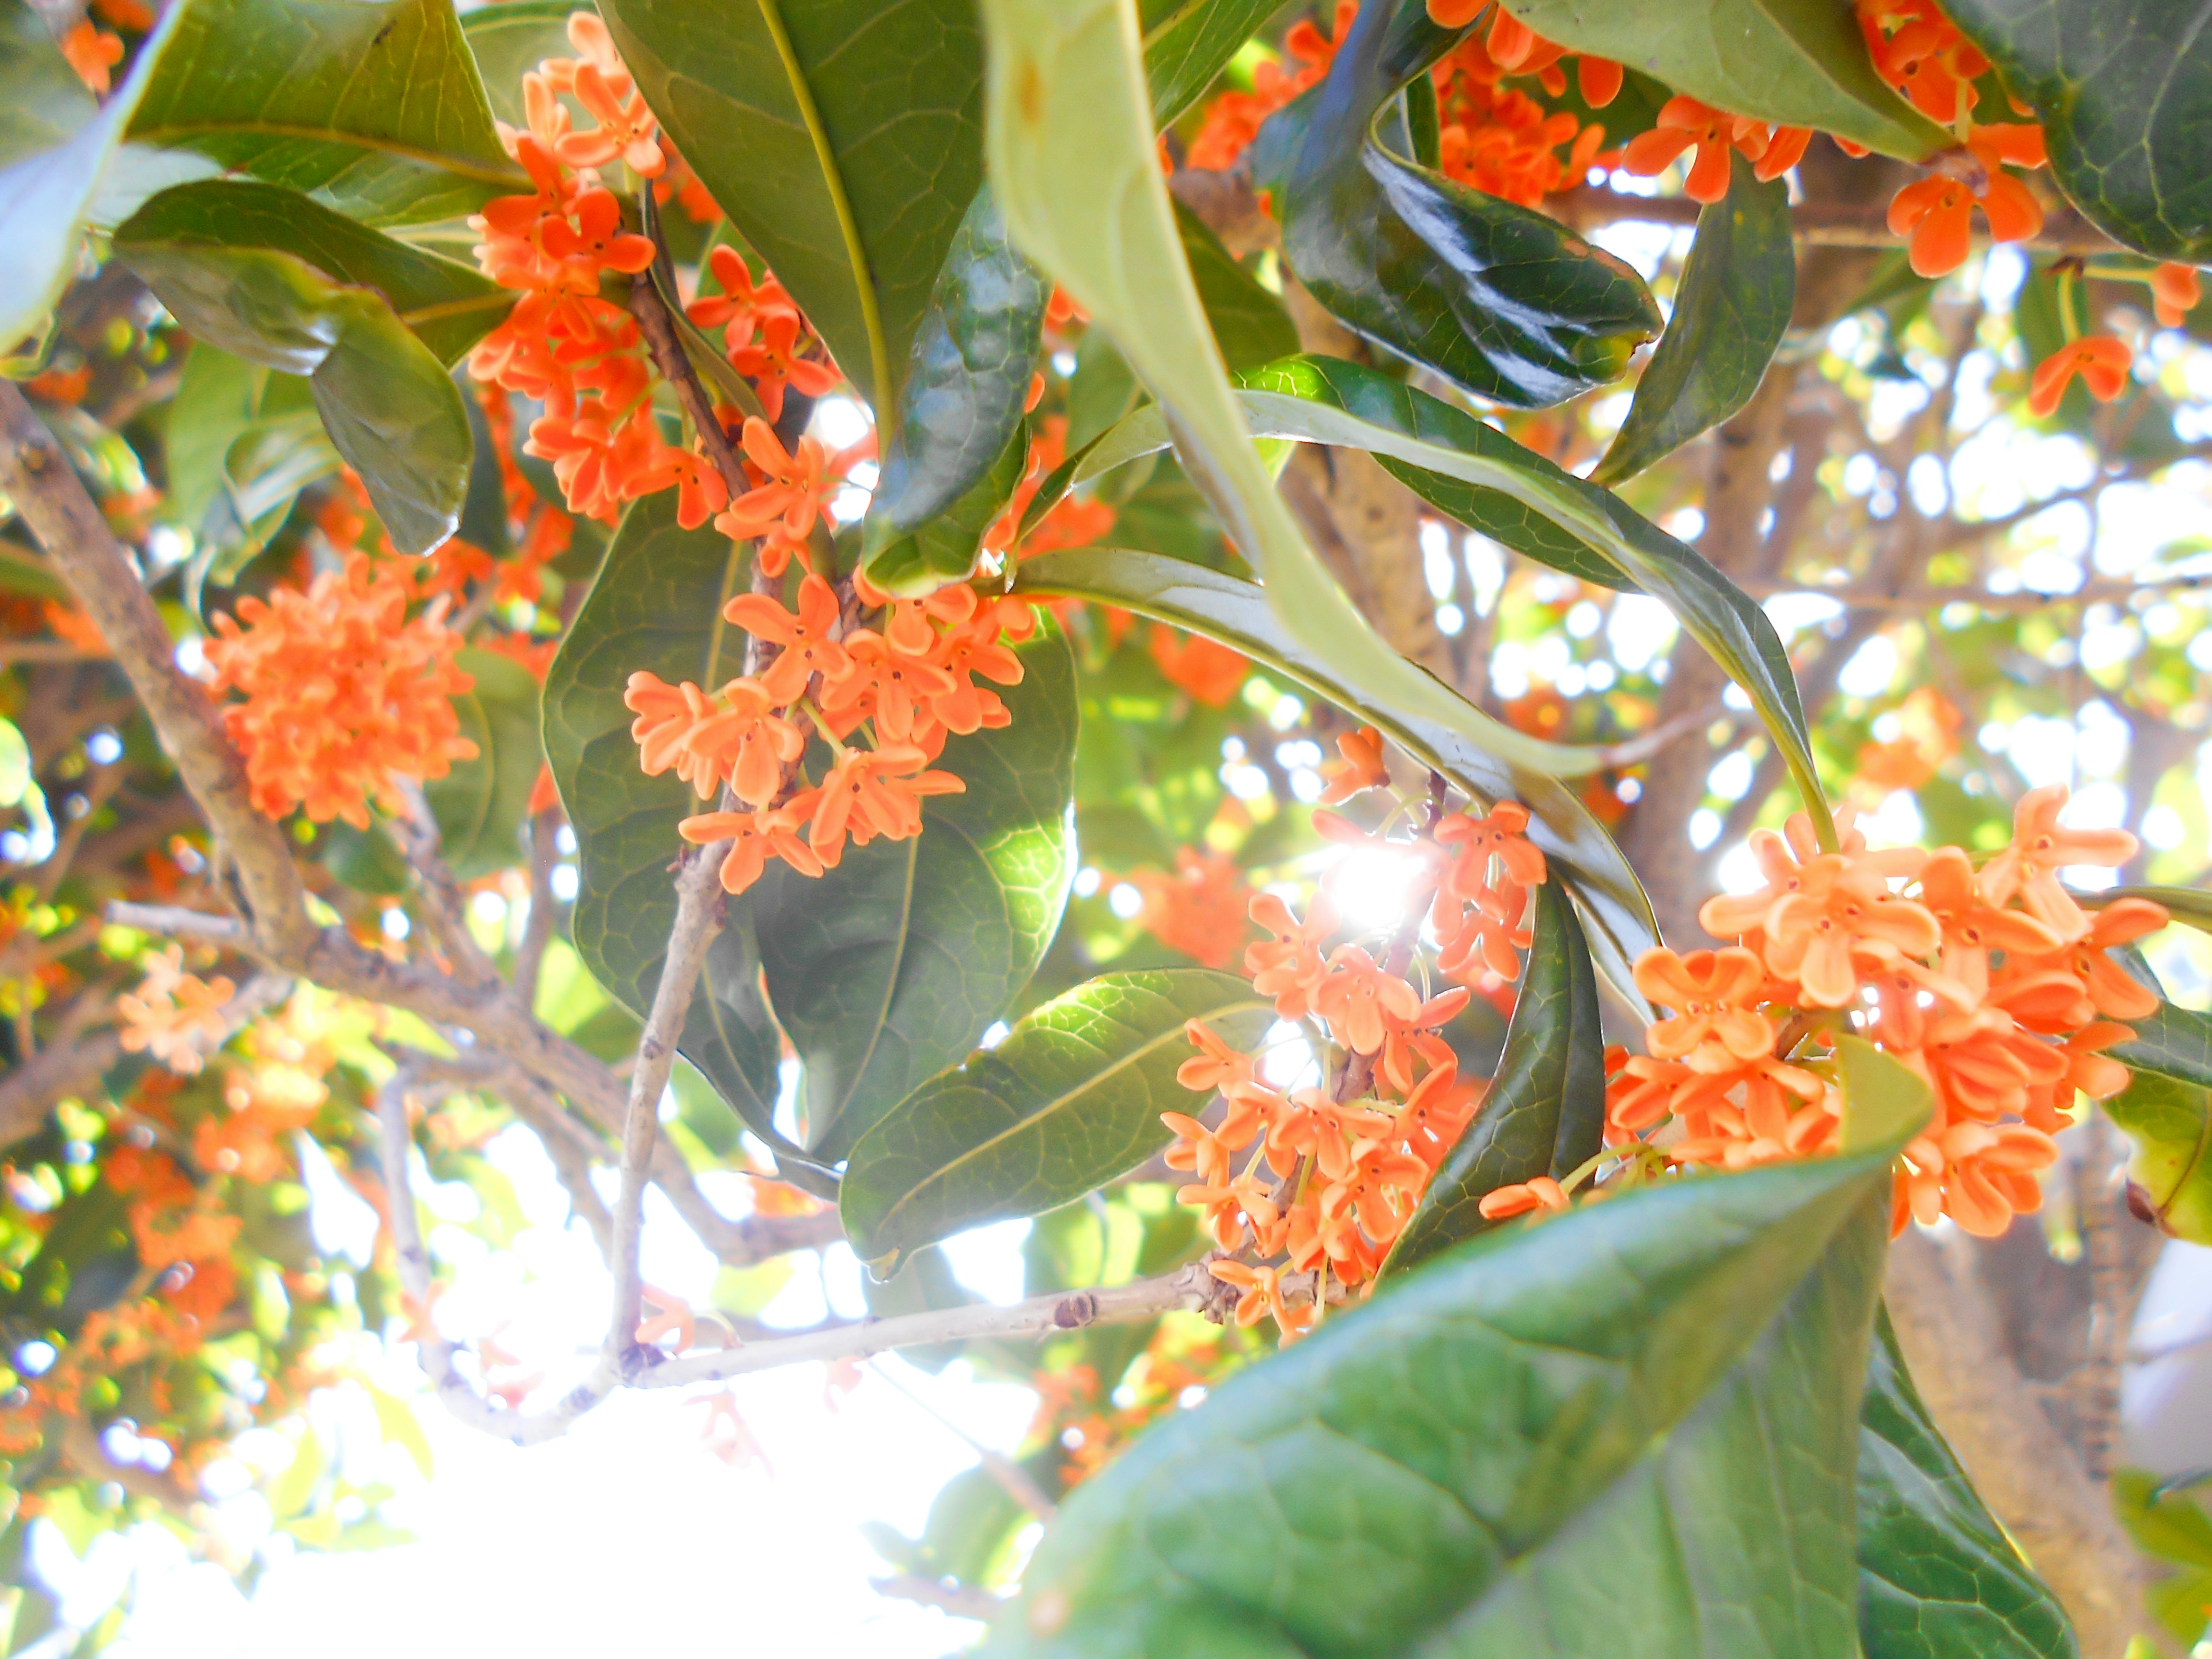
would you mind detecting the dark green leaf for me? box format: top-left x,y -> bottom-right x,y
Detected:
1014,546 -> 1657,999
0,0 -> 184,354
750,618 -> 1078,1163
1593,167 -> 1795,484
1178,200 -> 1298,374
1144,0 -> 1285,124
115,180 -> 512,365
865,187 -> 1047,568
864,421 -> 1029,596
1504,0 -> 1949,160
1069,355 -> 1830,838
1857,1309 -> 2080,1659
426,648 -> 541,880
1386,880 -> 1603,1274
2104,1002 -> 2212,1243
1282,0 -> 1658,408
599,0 -> 986,421
985,1149 -> 1897,1657
115,187 -> 479,553
165,345 -> 340,593
840,969 -> 1271,1272
1945,0 -> 2212,259
128,0 -> 522,226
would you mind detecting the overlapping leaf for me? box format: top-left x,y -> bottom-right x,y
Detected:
458,0 -> 577,126
1014,546 -> 1657,999
1504,0 -> 1949,159
1946,0 -> 2212,260
599,0 -> 987,422
863,188 -> 1046,586
114,183 -> 479,553
840,968 -> 1271,1271
1282,0 -> 1660,408
1857,1310 -> 2080,1658
2107,1000 -> 2212,1244
1177,200 -> 1298,374
1386,881 -> 1604,1274
1059,355 -> 1831,840
127,0 -> 521,226
164,345 -> 340,595
984,1149 -> 1898,1657
1593,166 -> 1796,484
0,0 -> 184,355
426,648 -> 542,880
1142,0 -> 1285,123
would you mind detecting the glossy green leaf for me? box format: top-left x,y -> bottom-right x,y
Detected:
1143,0 -> 1283,124
842,969 -> 1270,1271
864,188 -> 1046,573
2105,1034 -> 2212,1245
114,213 -> 474,554
115,180 -> 511,366
1592,166 -> 1796,486
1502,0 -> 1949,160
599,0 -> 986,423
1387,880 -> 1604,1274
864,419 -> 1028,597
1282,0 -> 1660,408
0,0 -> 184,355
425,649 -> 541,880
983,0 -> 1688,934
1014,546 -> 1657,1002
752,619 -> 1079,1164
127,0 -> 521,226
1857,1310 -> 2080,1659
1067,354 -> 1831,838
165,345 -> 341,593
1945,0 -> 2212,259
1178,200 -> 1297,374
985,1147 -> 1897,1657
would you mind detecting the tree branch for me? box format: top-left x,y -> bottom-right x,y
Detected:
1547,186 -> 2126,256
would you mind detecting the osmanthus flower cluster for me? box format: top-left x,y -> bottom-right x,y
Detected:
1184,2 -> 1358,171
1160,727 -> 1552,1339
625,573 -> 1038,895
1486,785 -> 2167,1239
203,555 -> 477,828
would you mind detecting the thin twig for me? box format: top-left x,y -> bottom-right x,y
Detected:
389,781 -> 501,987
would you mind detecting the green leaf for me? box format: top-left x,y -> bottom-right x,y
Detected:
458,0 -> 578,127
1944,0 -> 2212,259
115,180 -> 511,366
1281,0 -> 1660,408
165,346 -> 340,586
1014,546 -> 1657,1002
864,187 -> 1046,578
1179,200 -> 1297,374
426,648 -> 541,880
2105,1003 -> 2212,1242
1858,1310 -> 2080,1659
127,0 -> 521,226
1592,166 -> 1796,486
1066,354 -> 1832,839
864,422 -> 1029,597
548,492 -> 1078,1176
1502,0 -> 1949,161
1385,880 -> 1604,1274
751,618 -> 1079,1164
1143,0 -> 1283,124
115,185 -> 478,554
0,0 -> 185,355
599,0 -> 987,423
985,1148 -> 1897,1657
2115,1471 -> 2212,1646
840,968 -> 1272,1272
1837,1035 -> 1936,1152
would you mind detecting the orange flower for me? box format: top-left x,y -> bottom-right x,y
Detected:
1434,878 -> 1532,984
1887,157 -> 2042,278
1127,849 -> 1255,971
118,948 -> 234,1075
1633,947 -> 1775,1070
1859,0 -> 1992,125
1622,97 -> 1797,203
1915,846 -> 2063,996
678,806 -> 823,895
1149,626 -> 1248,706
1312,946 -> 1421,1055
2007,897 -> 2169,1024
1246,891 -> 1336,1020
726,311 -> 842,424
718,419 -> 833,543
1894,1120 -> 2055,1237
1478,1175 -> 1567,1220
2152,263 -> 2202,328
204,555 -> 477,828
1435,798 -> 1547,892
806,743 -> 964,861
1317,725 -> 1389,804
1762,860 -> 1941,1007
1978,782 -> 2139,940
723,573 -> 854,704
60,20 -> 123,94
2027,335 -> 2133,418
1177,1020 -> 1257,1095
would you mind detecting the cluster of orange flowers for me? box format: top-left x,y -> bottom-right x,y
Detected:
1427,11 -> 1620,207
1126,847 -> 1253,969
1184,1 -> 1357,172
1160,738 -> 1552,1336
204,554 -> 476,827
684,243 -> 843,429
1025,1323 -> 1240,1486
626,573 -> 1037,894
116,945 -> 233,1074
1472,786 -> 2168,1239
